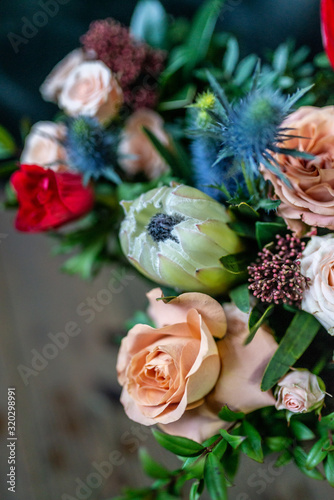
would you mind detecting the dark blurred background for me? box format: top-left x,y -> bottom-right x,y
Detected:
0,0 -> 322,140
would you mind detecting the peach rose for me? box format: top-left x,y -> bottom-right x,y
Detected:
275,370 -> 325,413
161,303 -> 278,442
262,106 -> 334,235
118,109 -> 170,179
20,121 -> 68,172
58,61 -> 123,123
40,48 -> 88,103
117,288 -> 227,425
300,234 -> 334,334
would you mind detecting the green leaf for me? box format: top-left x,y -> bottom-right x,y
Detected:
220,251 -> 250,274
220,429 -> 246,449
273,43 -> 289,73
253,198 -> 281,212
266,437 -> 292,452
222,37 -> 239,78
293,446 -> 324,480
0,125 -> 16,159
184,0 -> 226,73
130,0 -> 167,48
240,421 -> 263,463
234,54 -> 258,86
305,437 -> 330,470
324,453 -> 334,487
318,412 -> 334,431
228,221 -> 256,239
204,453 -> 228,500
152,430 -> 204,457
190,480 -> 204,500
159,83 -> 196,111
221,448 -> 240,480
255,221 -> 286,249
60,239 -> 106,280
233,202 -> 259,219
212,439 -> 228,460
229,284 -> 250,313
261,311 -> 321,391
139,448 -> 170,479
218,405 -> 245,422
245,304 -> 274,345
275,449 -> 293,467
290,420 -> 316,441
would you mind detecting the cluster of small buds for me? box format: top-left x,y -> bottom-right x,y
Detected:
248,234 -> 310,305
80,19 -> 165,110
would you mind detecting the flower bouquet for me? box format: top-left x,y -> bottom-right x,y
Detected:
2,0 -> 334,498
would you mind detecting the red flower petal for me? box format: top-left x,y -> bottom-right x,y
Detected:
321,0 -> 334,69
11,165 -> 94,232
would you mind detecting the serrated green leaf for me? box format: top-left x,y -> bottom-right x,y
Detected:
139,448 -> 170,479
253,198 -> 281,212
223,37 -> 239,78
220,251 -> 250,274
306,437 -> 330,470
220,429 -> 246,449
261,311 -> 321,391
229,284 -> 250,313
290,420 -> 316,441
130,0 -> 167,48
255,221 -> 286,249
152,430 -> 204,457
324,453 -> 334,487
204,453 -> 228,500
218,405 -> 245,422
240,421 -> 263,463
245,304 -> 274,345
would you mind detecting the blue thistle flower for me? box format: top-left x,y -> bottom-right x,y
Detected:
65,116 -> 121,185
201,72 -> 313,192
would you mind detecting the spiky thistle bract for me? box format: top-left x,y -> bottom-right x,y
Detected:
65,116 -> 121,185
195,71 -> 313,195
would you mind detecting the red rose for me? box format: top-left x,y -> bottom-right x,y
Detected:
11,164 -> 94,232
321,0 -> 334,69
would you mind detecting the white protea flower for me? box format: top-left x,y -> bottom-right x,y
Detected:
119,184 -> 243,293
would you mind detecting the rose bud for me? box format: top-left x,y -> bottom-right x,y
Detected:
275,369 -> 326,414
20,121 -> 68,172
119,185 -> 243,294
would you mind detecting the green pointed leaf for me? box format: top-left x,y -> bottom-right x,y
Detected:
152,430 -> 204,457
212,439 -> 228,460
305,437 -> 330,470
275,449 -> 293,467
240,421 -> 263,463
261,311 -> 321,391
0,125 -> 16,159
218,405 -> 245,422
159,83 -> 196,111
253,198 -> 281,212
266,437 -> 293,452
255,221 -> 286,249
324,453 -> 334,487
290,420 -> 316,441
229,284 -> 250,313
228,221 -> 256,239
293,446 -> 324,480
204,453 -> 228,500
245,304 -> 274,345
273,43 -> 289,73
220,251 -> 250,274
139,448 -> 170,479
220,429 -> 246,449
318,412 -> 334,431
222,37 -> 239,78
234,54 -> 258,86
190,480 -> 204,500
234,202 -> 259,219
130,0 -> 167,48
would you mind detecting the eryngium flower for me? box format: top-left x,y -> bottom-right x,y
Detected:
119,185 -> 243,293
65,116 -> 120,185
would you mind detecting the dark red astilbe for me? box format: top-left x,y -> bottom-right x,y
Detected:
80,19 -> 166,109
321,0 -> 334,69
248,234 -> 309,306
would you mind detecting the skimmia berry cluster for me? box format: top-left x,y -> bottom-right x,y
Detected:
248,234 -> 309,305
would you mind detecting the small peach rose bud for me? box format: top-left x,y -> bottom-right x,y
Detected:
275,369 -> 326,414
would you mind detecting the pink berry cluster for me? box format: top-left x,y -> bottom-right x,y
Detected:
80,19 -> 166,110
248,234 -> 309,305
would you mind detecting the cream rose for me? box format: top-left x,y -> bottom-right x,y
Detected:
262,106 -> 334,235
117,288 -> 227,426
40,48 -> 88,103
300,234 -> 334,334
160,303 -> 278,441
275,370 -> 325,413
118,109 -> 170,179
58,61 -> 123,123
20,121 -> 68,172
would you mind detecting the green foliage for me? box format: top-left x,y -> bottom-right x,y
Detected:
229,283 -> 250,313
220,251 -> 251,274
204,453 -> 228,500
130,0 -> 167,48
261,311 -> 321,391
0,125 -> 17,160
152,430 -> 205,457
245,304 -> 274,345
218,406 -> 245,422
240,421 -> 264,463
